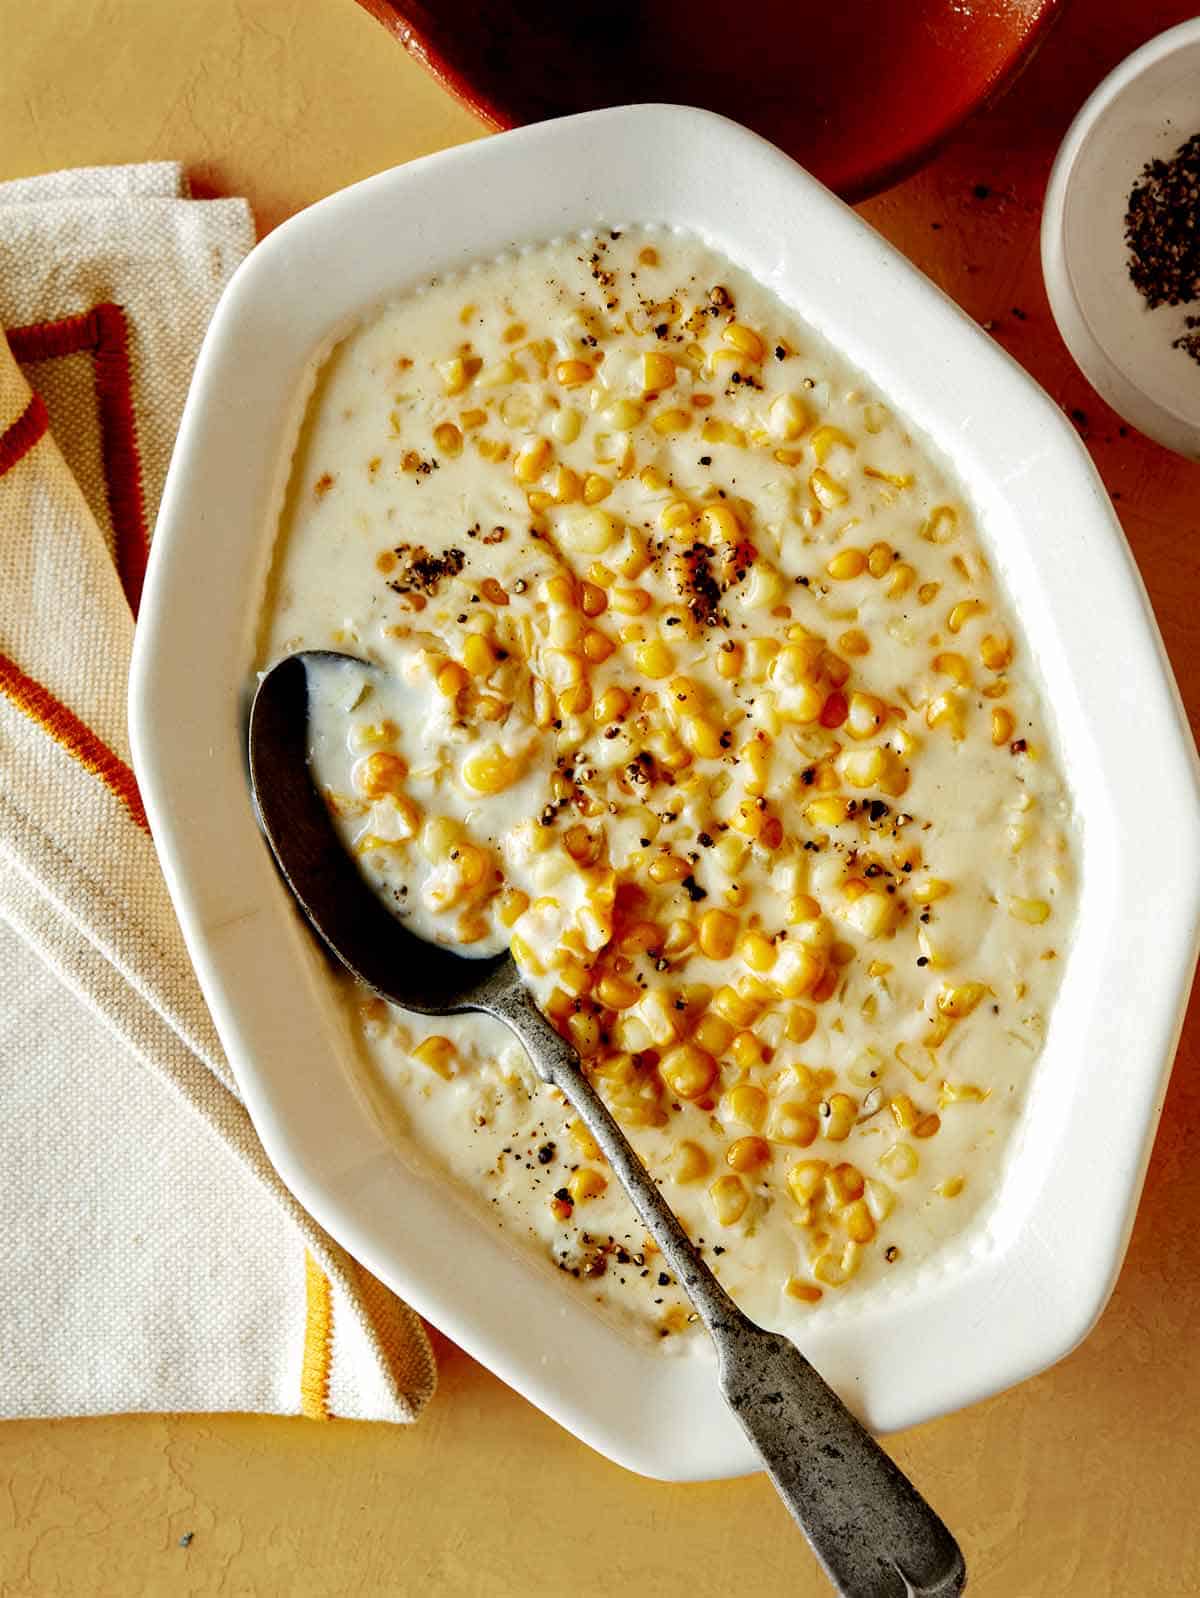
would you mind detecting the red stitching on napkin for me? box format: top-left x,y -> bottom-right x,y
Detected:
8,304 -> 149,616
0,651 -> 149,833
0,390 -> 49,478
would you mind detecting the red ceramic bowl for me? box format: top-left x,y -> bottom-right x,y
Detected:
356,0 -> 1063,200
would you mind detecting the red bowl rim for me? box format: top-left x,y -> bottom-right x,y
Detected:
386,0 -> 1066,201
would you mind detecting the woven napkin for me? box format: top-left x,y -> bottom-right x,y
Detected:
0,163 -> 435,1423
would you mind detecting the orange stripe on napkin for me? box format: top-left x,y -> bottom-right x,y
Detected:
301,1252 -> 334,1420
0,653 -> 149,833
0,390 -> 49,478
8,304 -> 149,616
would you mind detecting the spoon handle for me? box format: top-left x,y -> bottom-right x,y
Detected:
485,980 -> 966,1598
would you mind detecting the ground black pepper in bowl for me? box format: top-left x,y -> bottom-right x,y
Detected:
1124,131 -> 1200,365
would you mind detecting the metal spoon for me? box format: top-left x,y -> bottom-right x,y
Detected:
249,650 -> 967,1598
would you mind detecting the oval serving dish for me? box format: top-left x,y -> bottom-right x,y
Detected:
129,106 -> 1200,1481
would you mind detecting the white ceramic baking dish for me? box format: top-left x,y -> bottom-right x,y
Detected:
129,105 -> 1200,1482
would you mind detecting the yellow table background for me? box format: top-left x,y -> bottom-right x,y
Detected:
3,2 -> 1199,1593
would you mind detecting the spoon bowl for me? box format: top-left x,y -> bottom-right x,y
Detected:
249,649 -> 966,1598
248,650 -> 510,1012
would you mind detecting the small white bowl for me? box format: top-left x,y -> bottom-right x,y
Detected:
1043,19 -> 1200,458
130,105 -> 1200,1481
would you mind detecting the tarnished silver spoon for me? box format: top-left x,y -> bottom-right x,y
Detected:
249,650 -> 966,1598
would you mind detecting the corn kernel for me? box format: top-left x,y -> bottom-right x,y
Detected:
825,1162 -> 866,1206
612,586 -> 652,615
349,719 -> 399,754
699,503 -> 743,544
843,890 -> 897,938
826,548 -> 866,580
887,561 -> 916,598
926,691 -> 966,739
1008,896 -> 1051,924
991,707 -> 1015,746
636,639 -> 675,679
920,505 -> 958,544
813,1242 -> 863,1286
936,981 -> 987,1019
556,359 -> 593,387
680,716 -> 722,759
497,888 -> 529,927
889,1094 -> 918,1132
912,876 -> 951,905
840,747 -> 886,788
479,358 -> 516,388
412,1034 -> 455,1078
433,421 -> 463,456
810,468 -> 849,509
353,751 -> 409,799
785,1279 -> 823,1304
551,408 -> 582,445
726,1135 -> 770,1173
690,1015 -> 733,1058
563,508 -> 619,553
843,1199 -> 876,1243
564,1118 -> 600,1161
716,642 -> 744,680
980,633 -> 1013,670
605,397 -> 644,430
462,633 -> 497,677
709,1173 -> 750,1225
698,909 -> 739,961
939,1081 -> 988,1107
730,1030 -> 765,1069
461,744 -> 523,795
647,854 -> 690,886
723,323 -> 764,361
436,661 -> 469,698
437,355 -> 476,395
673,1140 -> 711,1184
810,425 -> 855,465
567,1168 -> 607,1202
769,392 -> 808,442
642,351 -> 676,392
594,685 -> 630,724
838,628 -> 870,657
651,406 -> 691,435
566,1012 -> 601,1055
867,541 -> 894,577
661,1043 -> 718,1100
741,931 -> 777,973
773,1103 -> 819,1147
880,1142 -> 918,1180
933,651 -> 970,685
806,796 -> 849,828
786,1005 -> 817,1044
581,628 -> 615,664
947,598 -> 986,634
820,1093 -> 858,1141
726,1083 -> 767,1130
787,1159 -> 828,1203
597,972 -> 641,1010
712,986 -> 762,1028
660,499 -> 695,533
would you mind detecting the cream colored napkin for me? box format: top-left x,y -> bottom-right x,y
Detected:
0,164 -> 435,1423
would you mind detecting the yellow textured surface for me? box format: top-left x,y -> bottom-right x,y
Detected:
2,2 -> 1200,1594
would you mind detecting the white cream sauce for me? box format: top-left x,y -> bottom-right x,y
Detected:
262,226 -> 1077,1347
